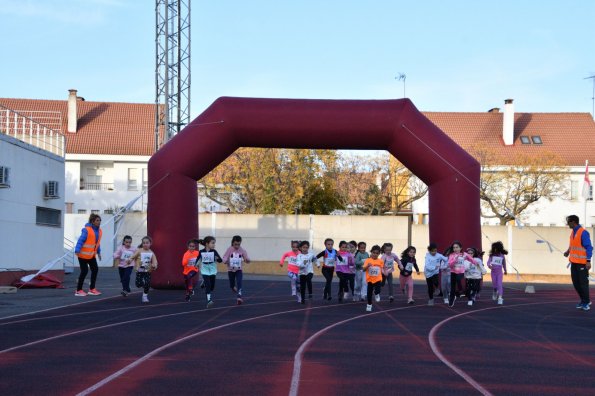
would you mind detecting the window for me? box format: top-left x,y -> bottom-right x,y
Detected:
142,168 -> 148,191
571,180 -> 579,200
531,136 -> 542,144
589,185 -> 594,201
519,136 -> 531,144
77,209 -> 87,214
36,207 -> 61,227
128,168 -> 139,190
91,209 -> 100,215
104,209 -> 114,214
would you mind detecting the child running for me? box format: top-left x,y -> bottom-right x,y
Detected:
222,235 -> 251,305
316,238 -> 344,301
347,241 -> 358,301
198,236 -> 223,308
363,245 -> 384,312
464,247 -> 487,306
424,242 -> 447,305
337,241 -> 355,302
114,235 -> 136,297
131,236 -> 158,303
381,243 -> 401,303
353,242 -> 369,302
445,241 -> 475,307
399,245 -> 420,304
487,241 -> 508,305
182,239 -> 200,302
296,241 -> 317,304
279,241 -> 301,297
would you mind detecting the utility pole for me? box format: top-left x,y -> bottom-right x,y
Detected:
155,0 -> 191,151
585,74 -> 595,120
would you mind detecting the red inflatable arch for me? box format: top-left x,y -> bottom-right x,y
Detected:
148,97 -> 480,288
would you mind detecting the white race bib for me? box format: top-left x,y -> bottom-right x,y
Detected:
368,266 -> 380,277
201,251 -> 215,264
324,257 -> 335,267
455,256 -> 465,271
230,257 -> 242,270
405,262 -> 413,272
491,256 -> 503,266
140,252 -> 153,270
384,258 -> 394,270
288,256 -> 298,265
188,257 -> 197,267
121,251 -> 132,260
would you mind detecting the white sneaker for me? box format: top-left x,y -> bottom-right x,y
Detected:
492,291 -> 497,301
141,293 -> 149,303
443,298 -> 449,304
366,304 -> 372,312
297,295 -> 302,303
428,299 -> 434,306
497,297 -> 503,305
468,300 -> 473,306
374,294 -> 380,302
344,292 -> 349,300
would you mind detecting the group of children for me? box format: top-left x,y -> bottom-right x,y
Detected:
280,238 -> 509,311
112,234 -> 508,311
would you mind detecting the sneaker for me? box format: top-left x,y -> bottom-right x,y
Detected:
74,290 -> 87,297
428,299 -> 434,306
185,293 -> 191,302
190,289 -> 195,296
492,291 -> 497,301
232,287 -> 238,293
237,297 -> 243,305
449,296 -> 457,307
142,293 -> 149,303
497,297 -> 503,305
297,295 -> 302,303
468,300 -> 473,306
366,304 -> 373,312
121,290 -> 128,297
443,298 -> 449,304
374,294 -> 380,302
576,302 -> 584,309
581,303 -> 591,311
88,289 -> 102,296
207,299 -> 214,308
344,292 -> 349,300
407,298 -> 414,305
389,296 -> 394,303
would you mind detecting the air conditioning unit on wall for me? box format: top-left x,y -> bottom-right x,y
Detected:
44,181 -> 60,199
0,166 -> 10,188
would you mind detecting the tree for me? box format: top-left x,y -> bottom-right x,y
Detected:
200,148 -> 343,214
470,145 -> 568,225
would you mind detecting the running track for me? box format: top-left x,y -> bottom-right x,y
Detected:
1,280 -> 593,395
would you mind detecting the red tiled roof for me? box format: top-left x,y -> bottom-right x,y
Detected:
1,97 -> 594,166
422,111 -> 595,167
0,98 -> 162,156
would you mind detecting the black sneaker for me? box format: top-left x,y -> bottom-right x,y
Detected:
185,293 -> 191,302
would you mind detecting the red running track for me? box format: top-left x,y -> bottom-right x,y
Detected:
0,280 -> 593,395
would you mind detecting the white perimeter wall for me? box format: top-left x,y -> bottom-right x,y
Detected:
64,212 -> 593,275
0,134 -> 65,270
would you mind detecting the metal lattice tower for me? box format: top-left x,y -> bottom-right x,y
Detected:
155,0 -> 191,151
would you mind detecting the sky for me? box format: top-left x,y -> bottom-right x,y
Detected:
1,0 -> 595,118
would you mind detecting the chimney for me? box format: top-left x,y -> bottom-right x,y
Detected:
502,99 -> 514,145
67,89 -> 78,133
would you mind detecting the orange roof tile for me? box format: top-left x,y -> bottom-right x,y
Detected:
0,98 -> 163,156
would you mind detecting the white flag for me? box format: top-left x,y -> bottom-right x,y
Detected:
582,161 -> 591,200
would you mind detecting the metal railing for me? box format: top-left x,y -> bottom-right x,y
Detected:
0,105 -> 65,157
80,182 -> 115,191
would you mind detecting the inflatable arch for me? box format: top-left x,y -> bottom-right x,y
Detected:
148,97 -> 480,288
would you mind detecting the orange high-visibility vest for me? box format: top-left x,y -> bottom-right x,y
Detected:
568,227 -> 587,265
77,226 -> 102,259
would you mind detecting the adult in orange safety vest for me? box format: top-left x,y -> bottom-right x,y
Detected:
74,214 -> 103,297
563,215 -> 592,311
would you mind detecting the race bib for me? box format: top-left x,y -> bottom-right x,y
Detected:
201,251 -> 215,264
384,258 -> 394,270
140,252 -> 153,270
491,256 -> 503,266
455,256 -> 465,270
288,256 -> 298,265
405,262 -> 413,272
324,257 -> 335,267
230,257 -> 242,270
121,251 -> 132,260
188,257 -> 197,267
368,266 -> 380,277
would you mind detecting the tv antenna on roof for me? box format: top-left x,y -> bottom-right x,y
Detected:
395,73 -> 406,98
585,73 -> 595,120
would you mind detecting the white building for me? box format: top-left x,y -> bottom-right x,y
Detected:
0,112 -> 65,272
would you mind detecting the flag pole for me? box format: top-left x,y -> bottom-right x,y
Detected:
585,160 -> 589,227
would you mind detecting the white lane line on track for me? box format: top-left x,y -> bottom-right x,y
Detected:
0,298 -> 298,355
76,302 -> 359,396
428,299 -> 576,396
288,305 -> 421,396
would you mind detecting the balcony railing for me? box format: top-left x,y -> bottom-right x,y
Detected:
80,182 -> 114,191
0,105 -> 65,157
